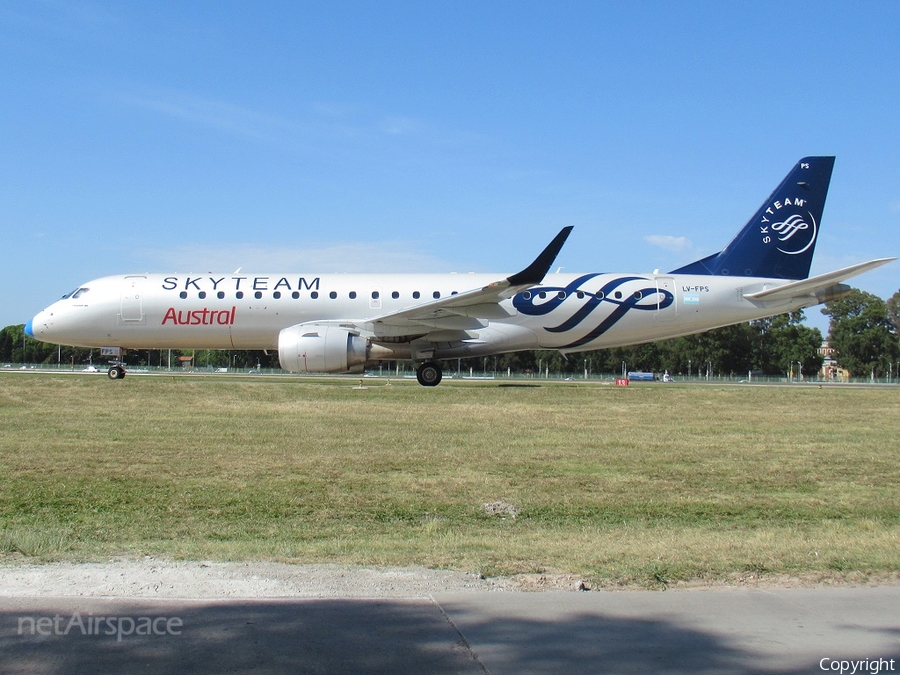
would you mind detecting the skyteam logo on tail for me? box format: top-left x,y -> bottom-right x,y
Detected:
772,212 -> 817,255
759,197 -> 817,256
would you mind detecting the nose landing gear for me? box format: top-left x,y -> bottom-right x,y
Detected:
107,364 -> 126,380
101,347 -> 127,380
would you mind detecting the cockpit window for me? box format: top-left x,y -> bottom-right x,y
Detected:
61,287 -> 90,300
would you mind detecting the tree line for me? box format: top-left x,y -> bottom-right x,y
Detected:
4,288 -> 898,378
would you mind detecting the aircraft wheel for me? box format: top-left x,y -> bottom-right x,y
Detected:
416,362 -> 442,387
107,366 -> 126,380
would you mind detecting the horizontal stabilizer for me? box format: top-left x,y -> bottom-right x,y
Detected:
743,258 -> 895,303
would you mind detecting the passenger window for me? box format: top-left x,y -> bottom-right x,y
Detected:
292,291 -> 300,299
217,291 -> 225,299
433,291 -> 440,299
236,291 -> 244,299
329,291 -> 337,299
391,291 -> 399,299
350,291 -> 357,299
273,291 -> 281,299
413,291 -> 420,299
199,291 -> 207,299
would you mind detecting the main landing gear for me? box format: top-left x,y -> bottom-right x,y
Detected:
415,361 -> 442,387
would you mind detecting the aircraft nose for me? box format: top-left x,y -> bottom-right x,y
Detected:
25,311 -> 50,340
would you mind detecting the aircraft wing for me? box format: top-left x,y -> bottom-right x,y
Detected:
367,226 -> 573,330
743,258 -> 895,303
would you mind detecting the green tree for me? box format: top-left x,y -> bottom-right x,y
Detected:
751,312 -> 823,377
656,324 -> 754,377
193,350 -> 231,369
887,289 -> 900,334
822,290 -> 900,378
0,327 -> 13,362
0,324 -> 56,364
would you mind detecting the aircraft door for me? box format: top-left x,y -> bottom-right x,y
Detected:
120,275 -> 146,324
654,276 -> 677,323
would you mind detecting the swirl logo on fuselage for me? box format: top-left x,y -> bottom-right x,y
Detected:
771,212 -> 817,255
513,274 -> 674,349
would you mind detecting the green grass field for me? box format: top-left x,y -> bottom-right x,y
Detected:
1,372 -> 898,588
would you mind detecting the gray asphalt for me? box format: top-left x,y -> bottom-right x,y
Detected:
2,588 -> 899,674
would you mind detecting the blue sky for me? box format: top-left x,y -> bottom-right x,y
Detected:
3,1 -> 898,333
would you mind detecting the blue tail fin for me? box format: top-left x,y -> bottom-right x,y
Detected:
670,156 -> 835,279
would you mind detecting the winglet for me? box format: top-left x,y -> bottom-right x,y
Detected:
506,226 -> 574,287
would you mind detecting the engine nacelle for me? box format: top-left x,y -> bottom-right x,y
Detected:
278,324 -> 369,374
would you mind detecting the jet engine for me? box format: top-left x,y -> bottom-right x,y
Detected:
278,324 -> 369,373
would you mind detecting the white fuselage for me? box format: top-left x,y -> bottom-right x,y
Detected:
28,158 -> 891,379
28,270 -> 809,360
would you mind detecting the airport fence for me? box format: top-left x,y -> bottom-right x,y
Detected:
4,361 -> 900,385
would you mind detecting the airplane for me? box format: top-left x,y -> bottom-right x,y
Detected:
25,157 -> 894,386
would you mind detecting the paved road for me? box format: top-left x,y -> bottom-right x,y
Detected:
2,588 -> 899,674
